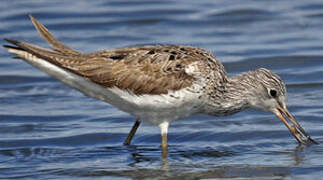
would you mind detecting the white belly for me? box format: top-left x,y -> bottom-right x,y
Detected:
108,87 -> 203,125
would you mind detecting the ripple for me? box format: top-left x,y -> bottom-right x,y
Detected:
0,133 -> 125,148
224,55 -> 323,74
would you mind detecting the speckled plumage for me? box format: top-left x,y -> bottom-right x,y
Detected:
4,15 -> 316,151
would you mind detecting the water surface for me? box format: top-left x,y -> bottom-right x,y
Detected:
1,0 -> 323,179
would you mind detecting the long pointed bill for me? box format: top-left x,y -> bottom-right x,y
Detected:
276,108 -> 317,145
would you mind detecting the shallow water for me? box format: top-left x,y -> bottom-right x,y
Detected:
1,0 -> 323,179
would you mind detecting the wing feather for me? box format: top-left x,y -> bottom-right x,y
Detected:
4,15 -> 227,95
29,14 -> 83,56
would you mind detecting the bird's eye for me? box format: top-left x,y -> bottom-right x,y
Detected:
269,89 -> 277,97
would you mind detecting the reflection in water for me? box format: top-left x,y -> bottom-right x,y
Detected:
116,145 -> 303,179
290,144 -> 315,166
0,142 -> 318,179
292,145 -> 305,166
58,160 -> 292,179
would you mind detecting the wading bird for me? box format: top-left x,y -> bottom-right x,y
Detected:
4,15 -> 316,154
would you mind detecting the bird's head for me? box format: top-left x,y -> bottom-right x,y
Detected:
247,68 -> 317,145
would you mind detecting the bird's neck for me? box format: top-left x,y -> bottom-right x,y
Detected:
202,72 -> 254,116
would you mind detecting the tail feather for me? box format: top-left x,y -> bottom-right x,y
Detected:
29,14 -> 83,56
3,44 -> 24,59
4,42 -> 43,63
4,38 -> 21,47
4,38 -> 85,68
3,44 -> 23,51
5,38 -> 63,57
4,38 -> 125,108
3,15 -> 138,109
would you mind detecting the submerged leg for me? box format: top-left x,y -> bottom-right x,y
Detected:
159,122 -> 169,157
123,119 -> 141,145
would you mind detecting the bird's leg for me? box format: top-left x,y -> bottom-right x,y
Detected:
159,122 -> 169,156
162,133 -> 168,148
161,132 -> 168,158
123,119 -> 141,145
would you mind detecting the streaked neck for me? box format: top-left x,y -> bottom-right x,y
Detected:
203,71 -> 255,116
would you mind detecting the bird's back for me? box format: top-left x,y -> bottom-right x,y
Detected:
4,15 -> 228,122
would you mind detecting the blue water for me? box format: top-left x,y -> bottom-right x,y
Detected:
1,0 -> 323,179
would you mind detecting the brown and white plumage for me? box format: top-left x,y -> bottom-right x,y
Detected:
4,15 -> 316,153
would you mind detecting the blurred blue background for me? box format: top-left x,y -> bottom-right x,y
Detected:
1,0 -> 323,179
